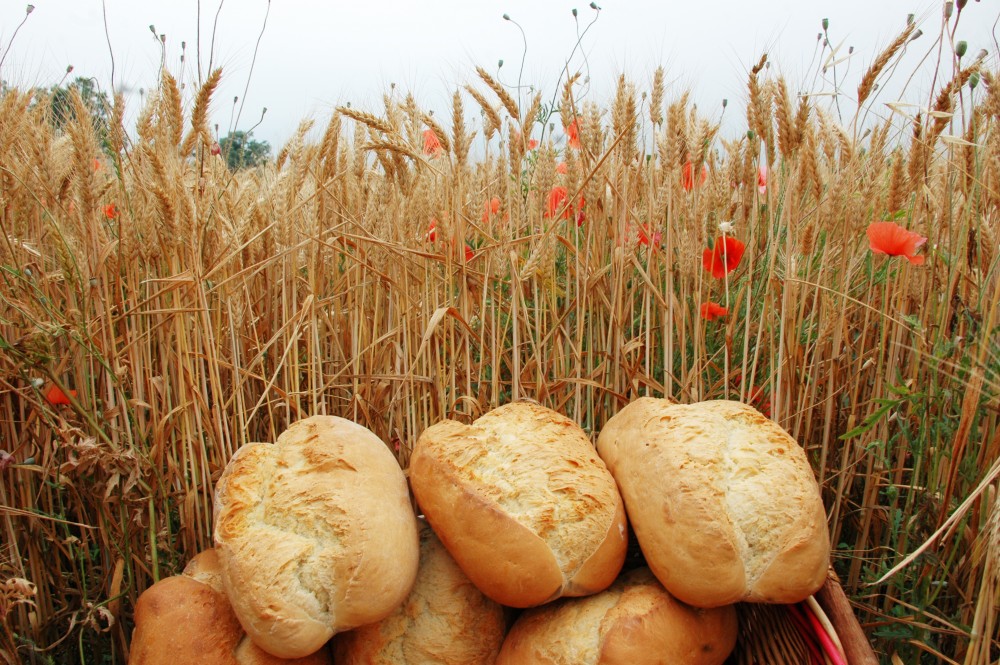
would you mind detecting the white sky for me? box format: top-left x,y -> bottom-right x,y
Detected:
2,1 -> 998,148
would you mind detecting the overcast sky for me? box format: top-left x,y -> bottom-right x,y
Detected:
2,1 -> 997,148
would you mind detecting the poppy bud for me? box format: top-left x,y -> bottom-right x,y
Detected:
907,13 -> 914,25
957,0 -> 967,8
149,24 -> 156,34
572,8 -> 578,16
26,4 -> 34,14
975,48 -> 987,61
956,41 -> 967,57
970,72 -> 980,90
747,130 -> 756,140
211,142 -> 222,156
944,2 -> 953,18
910,30 -> 923,41
503,13 -> 510,20
590,2 -> 599,9
66,65 -> 73,73
822,18 -> 829,31
722,98 -> 728,108
498,59 -> 504,68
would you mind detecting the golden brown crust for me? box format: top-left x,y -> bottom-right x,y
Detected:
495,568 -> 737,665
214,416 -> 420,658
332,525 -> 506,664
128,576 -> 243,665
410,440 -> 564,606
233,637 -> 332,665
130,550 -> 334,664
596,398 -> 830,607
410,402 -> 627,608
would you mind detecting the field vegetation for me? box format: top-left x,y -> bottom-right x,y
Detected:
0,5 -> 999,663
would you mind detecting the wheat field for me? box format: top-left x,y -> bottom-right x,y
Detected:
0,17 -> 999,664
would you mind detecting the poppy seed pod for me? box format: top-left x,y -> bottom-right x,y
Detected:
944,2 -> 953,18
907,13 -> 915,25
26,4 -> 34,14
957,0 -> 967,9
956,41 -> 968,57
970,72 -> 980,90
822,17 -> 829,31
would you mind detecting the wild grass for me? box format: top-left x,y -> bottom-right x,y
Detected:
0,19 -> 999,665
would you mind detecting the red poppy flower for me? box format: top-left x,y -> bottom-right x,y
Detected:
700,301 -> 728,321
757,163 -> 767,195
103,203 -> 118,219
866,221 -> 927,265
464,244 -> 474,262
555,161 -> 568,175
423,129 -> 443,157
482,197 -> 501,222
528,139 -> 539,150
92,157 -> 102,172
546,185 -> 570,219
565,119 -> 581,149
426,218 -> 438,242
681,159 -> 708,192
636,223 -> 662,247
702,236 -> 746,279
682,160 -> 708,192
748,385 -> 771,417
44,385 -> 77,406
211,141 -> 222,156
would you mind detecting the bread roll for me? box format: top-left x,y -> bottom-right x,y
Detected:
214,416 -> 420,659
333,524 -> 506,664
129,550 -> 332,665
496,568 -> 737,664
410,401 -> 627,608
129,574 -> 243,664
596,398 -> 830,607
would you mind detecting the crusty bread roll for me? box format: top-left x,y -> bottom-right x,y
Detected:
496,567 -> 737,664
409,401 -> 627,608
129,574 -> 243,664
596,397 -> 830,607
214,416 -> 420,659
129,550 -> 332,665
332,523 -> 506,664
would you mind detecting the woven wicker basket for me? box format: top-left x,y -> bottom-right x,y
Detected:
730,568 -> 877,665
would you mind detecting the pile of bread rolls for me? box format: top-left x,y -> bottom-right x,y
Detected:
129,397 -> 830,664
